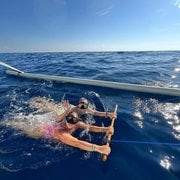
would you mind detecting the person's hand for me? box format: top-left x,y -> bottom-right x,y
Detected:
107,112 -> 117,119
106,126 -> 114,135
100,144 -> 111,155
62,100 -> 71,111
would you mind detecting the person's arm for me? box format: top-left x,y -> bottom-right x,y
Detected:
93,109 -> 117,119
78,106 -> 116,120
55,132 -> 111,155
76,121 -> 114,135
55,100 -> 72,122
55,109 -> 70,122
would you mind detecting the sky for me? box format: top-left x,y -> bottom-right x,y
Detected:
0,0 -> 180,52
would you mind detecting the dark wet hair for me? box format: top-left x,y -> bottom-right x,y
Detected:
78,97 -> 88,104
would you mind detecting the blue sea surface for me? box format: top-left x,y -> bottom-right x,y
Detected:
0,51 -> 180,180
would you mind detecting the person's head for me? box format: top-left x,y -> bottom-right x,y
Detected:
77,97 -> 89,109
66,112 -> 79,124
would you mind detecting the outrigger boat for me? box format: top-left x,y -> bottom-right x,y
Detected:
0,61 -> 180,96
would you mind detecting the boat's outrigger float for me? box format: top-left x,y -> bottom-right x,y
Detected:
0,61 -> 180,96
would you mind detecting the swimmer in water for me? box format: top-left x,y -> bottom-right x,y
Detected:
55,97 -> 117,122
29,97 -> 116,122
7,111 -> 113,155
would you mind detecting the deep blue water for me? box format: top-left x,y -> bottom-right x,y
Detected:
0,51 -> 180,180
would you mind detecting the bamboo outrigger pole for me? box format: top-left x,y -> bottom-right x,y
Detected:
1,61 -> 180,96
102,105 -> 118,161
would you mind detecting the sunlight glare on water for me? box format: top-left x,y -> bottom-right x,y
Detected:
160,156 -> 172,170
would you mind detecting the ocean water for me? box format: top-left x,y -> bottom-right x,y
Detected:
0,51 -> 179,180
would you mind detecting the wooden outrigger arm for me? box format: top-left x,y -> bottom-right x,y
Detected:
102,104 -> 118,161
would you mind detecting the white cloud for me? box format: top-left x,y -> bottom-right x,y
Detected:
174,0 -> 180,8
96,5 -> 114,16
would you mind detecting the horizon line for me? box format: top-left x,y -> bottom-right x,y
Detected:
0,49 -> 180,54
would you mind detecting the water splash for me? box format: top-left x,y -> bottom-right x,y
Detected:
0,97 -> 73,172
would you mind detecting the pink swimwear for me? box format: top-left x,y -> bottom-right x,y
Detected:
41,122 -> 74,139
41,123 -> 59,139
